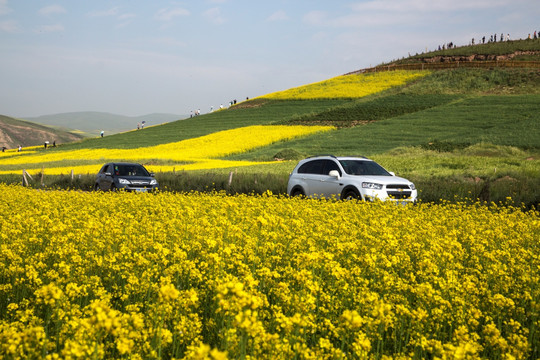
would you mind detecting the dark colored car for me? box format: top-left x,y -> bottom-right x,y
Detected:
95,162 -> 159,192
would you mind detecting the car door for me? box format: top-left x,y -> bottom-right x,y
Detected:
99,164 -> 114,190
297,159 -> 326,197
317,160 -> 343,199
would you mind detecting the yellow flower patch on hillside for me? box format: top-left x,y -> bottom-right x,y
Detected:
0,125 -> 333,175
260,70 -> 428,100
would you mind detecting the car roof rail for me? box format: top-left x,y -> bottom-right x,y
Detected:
339,155 -> 369,159
307,154 -> 337,159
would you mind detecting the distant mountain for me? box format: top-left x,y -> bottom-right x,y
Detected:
23,112 -> 185,136
0,115 -> 85,150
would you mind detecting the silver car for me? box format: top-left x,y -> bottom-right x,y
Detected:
95,162 -> 159,192
287,155 -> 417,203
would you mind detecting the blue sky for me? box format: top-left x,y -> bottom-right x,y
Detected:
1,0 -> 538,117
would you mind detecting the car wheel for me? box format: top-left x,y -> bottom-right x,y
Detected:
110,184 -> 117,192
342,189 -> 360,201
94,183 -> 100,191
290,187 -> 305,197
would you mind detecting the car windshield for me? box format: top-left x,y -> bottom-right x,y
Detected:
114,164 -> 150,177
339,160 -> 391,176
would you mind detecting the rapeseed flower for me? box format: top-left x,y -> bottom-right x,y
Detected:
0,184 -> 538,358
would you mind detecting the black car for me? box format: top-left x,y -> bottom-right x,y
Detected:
95,162 -> 159,192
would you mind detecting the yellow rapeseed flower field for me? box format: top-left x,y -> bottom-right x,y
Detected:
0,125 -> 333,175
259,70 -> 427,100
0,184 -> 538,359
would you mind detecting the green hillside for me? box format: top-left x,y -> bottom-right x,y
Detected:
58,66 -> 540,156
0,115 -> 84,150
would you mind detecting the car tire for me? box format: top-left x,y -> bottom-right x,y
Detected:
342,188 -> 361,201
94,183 -> 100,191
290,187 -> 305,197
110,184 -> 117,192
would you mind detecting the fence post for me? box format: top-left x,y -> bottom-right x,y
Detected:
228,171 -> 234,187
70,169 -> 74,182
22,169 -> 33,187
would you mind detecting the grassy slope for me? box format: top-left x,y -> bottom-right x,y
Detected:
0,115 -> 84,148
56,99 -> 349,150
226,68 -> 540,160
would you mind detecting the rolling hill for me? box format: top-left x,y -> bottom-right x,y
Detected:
0,115 -> 84,150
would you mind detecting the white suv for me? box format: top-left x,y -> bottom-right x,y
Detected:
287,155 -> 417,203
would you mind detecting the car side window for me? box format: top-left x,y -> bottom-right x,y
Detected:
323,160 -> 341,176
298,160 -> 325,174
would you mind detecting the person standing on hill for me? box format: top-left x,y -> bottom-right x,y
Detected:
100,130 -> 104,138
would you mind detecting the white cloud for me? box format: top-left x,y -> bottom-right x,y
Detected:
39,5 -> 67,17
304,0 -> 519,29
116,13 -> 136,28
203,7 -> 225,25
303,11 -> 328,26
36,23 -> 64,33
119,13 -> 136,21
267,10 -> 289,22
155,8 -> 190,21
349,0 -> 512,13
0,0 -> 11,15
88,7 -> 120,18
0,19 -> 18,32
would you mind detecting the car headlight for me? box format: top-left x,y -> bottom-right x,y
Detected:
118,178 -> 131,185
362,182 -> 383,190
410,183 -> 416,190
150,179 -> 158,185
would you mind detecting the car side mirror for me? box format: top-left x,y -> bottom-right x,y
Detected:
150,173 -> 155,177
329,170 -> 340,179
389,171 -> 395,176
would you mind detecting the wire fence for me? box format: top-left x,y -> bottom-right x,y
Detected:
346,60 -> 540,74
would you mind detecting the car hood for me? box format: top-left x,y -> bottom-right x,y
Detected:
353,175 -> 412,185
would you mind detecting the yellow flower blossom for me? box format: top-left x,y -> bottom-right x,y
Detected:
0,184 -> 538,358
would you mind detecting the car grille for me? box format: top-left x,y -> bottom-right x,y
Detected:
386,184 -> 412,199
130,180 -> 151,188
